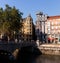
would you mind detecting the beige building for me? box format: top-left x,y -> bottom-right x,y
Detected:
21,14 -> 33,41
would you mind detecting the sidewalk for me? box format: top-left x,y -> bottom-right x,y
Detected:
40,43 -> 60,47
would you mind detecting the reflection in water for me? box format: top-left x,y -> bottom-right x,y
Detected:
1,48 -> 60,63
16,47 -> 60,63
35,55 -> 60,63
19,55 -> 60,63
16,46 -> 41,63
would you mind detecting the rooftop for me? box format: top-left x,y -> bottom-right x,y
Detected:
48,15 -> 60,20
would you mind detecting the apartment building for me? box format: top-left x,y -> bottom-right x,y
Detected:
35,11 -> 60,43
35,12 -> 48,43
21,14 -> 33,41
47,16 -> 60,43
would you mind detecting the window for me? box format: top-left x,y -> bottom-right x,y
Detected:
51,22 -> 54,25
55,22 -> 58,24
53,30 -> 55,33
55,34 -> 58,38
47,26 -> 50,30
56,26 -> 58,29
47,22 -> 50,25
51,26 -> 54,29
30,32 -> 31,34
48,30 -> 50,34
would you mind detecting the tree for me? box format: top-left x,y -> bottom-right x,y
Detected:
0,4 -> 23,40
0,8 -> 4,33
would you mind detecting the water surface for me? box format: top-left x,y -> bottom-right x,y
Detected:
33,55 -> 60,63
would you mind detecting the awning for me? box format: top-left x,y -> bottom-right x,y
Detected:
48,37 -> 55,40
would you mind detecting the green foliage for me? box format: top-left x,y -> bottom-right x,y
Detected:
0,4 -> 23,38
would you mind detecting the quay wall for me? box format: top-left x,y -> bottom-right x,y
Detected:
38,44 -> 60,55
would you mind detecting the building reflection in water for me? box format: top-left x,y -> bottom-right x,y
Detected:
35,55 -> 60,63
16,54 -> 60,63
16,47 -> 60,63
0,49 -> 60,63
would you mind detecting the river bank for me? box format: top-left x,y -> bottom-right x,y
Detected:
39,44 -> 60,55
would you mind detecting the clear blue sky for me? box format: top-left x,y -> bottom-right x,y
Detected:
0,0 -> 60,23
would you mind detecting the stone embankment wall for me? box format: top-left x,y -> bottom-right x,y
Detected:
38,44 -> 60,55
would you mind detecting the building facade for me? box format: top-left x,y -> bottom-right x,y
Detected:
21,14 -> 33,41
46,16 -> 60,43
35,11 -> 60,43
35,12 -> 48,43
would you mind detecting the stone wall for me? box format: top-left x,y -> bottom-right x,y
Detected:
38,44 -> 60,55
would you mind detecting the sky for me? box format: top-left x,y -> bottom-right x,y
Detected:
0,0 -> 60,23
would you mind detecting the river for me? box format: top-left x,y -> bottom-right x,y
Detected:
34,55 -> 60,63
15,46 -> 60,63
0,47 -> 60,63
18,55 -> 60,63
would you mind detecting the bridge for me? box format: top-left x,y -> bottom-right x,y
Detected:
2,41 -> 60,57
0,41 -> 37,53
1,41 -> 60,58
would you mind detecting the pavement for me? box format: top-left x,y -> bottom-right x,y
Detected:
40,43 -> 60,47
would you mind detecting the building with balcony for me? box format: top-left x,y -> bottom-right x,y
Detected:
35,11 -> 60,43
47,16 -> 60,43
35,12 -> 48,43
21,14 -> 33,41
